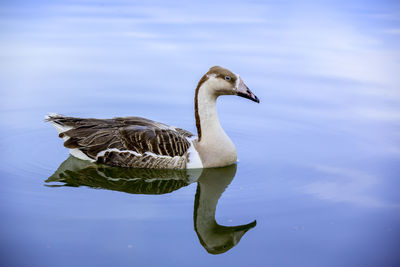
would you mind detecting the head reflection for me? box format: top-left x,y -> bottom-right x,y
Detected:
46,156 -> 256,254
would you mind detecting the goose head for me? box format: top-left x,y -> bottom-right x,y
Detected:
200,66 -> 259,103
198,220 -> 257,255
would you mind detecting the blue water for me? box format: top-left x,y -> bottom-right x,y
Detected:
1,0 -> 400,266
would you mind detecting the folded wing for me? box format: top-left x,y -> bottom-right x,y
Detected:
47,115 -> 194,168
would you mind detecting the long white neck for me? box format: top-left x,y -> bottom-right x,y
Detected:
194,81 -> 237,168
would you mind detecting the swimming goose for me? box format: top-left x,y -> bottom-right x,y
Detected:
46,66 -> 259,169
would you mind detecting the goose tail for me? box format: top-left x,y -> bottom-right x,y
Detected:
45,113 -> 72,135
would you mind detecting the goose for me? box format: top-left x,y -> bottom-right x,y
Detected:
46,66 -> 259,169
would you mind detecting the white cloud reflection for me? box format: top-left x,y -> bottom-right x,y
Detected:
300,165 -> 399,208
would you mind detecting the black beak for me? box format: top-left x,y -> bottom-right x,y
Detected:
235,76 -> 260,103
237,86 -> 260,103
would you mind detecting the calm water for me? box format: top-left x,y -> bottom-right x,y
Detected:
1,0 -> 400,266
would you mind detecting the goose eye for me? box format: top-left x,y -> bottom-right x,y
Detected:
225,76 -> 231,81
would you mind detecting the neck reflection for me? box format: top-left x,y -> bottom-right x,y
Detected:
46,156 -> 256,254
194,166 -> 256,254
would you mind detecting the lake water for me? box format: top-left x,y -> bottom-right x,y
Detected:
1,0 -> 400,266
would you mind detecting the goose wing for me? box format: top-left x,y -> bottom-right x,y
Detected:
47,115 -> 194,168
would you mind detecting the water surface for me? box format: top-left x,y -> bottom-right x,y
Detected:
1,0 -> 400,266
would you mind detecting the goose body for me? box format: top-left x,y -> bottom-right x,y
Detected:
47,66 -> 259,169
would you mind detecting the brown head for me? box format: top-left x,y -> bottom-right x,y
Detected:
196,66 -> 259,102
194,66 -> 259,140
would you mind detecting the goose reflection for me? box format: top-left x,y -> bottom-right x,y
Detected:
46,156 -> 256,254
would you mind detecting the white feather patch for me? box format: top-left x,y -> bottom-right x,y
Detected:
95,148 -> 184,168
234,73 -> 240,89
69,149 -> 95,162
186,137 -> 203,169
96,148 -> 141,159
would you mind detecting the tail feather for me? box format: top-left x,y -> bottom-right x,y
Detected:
45,112 -> 62,121
45,113 -> 73,135
46,113 -> 95,162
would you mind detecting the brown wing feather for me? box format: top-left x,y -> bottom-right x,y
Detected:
47,115 -> 194,168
